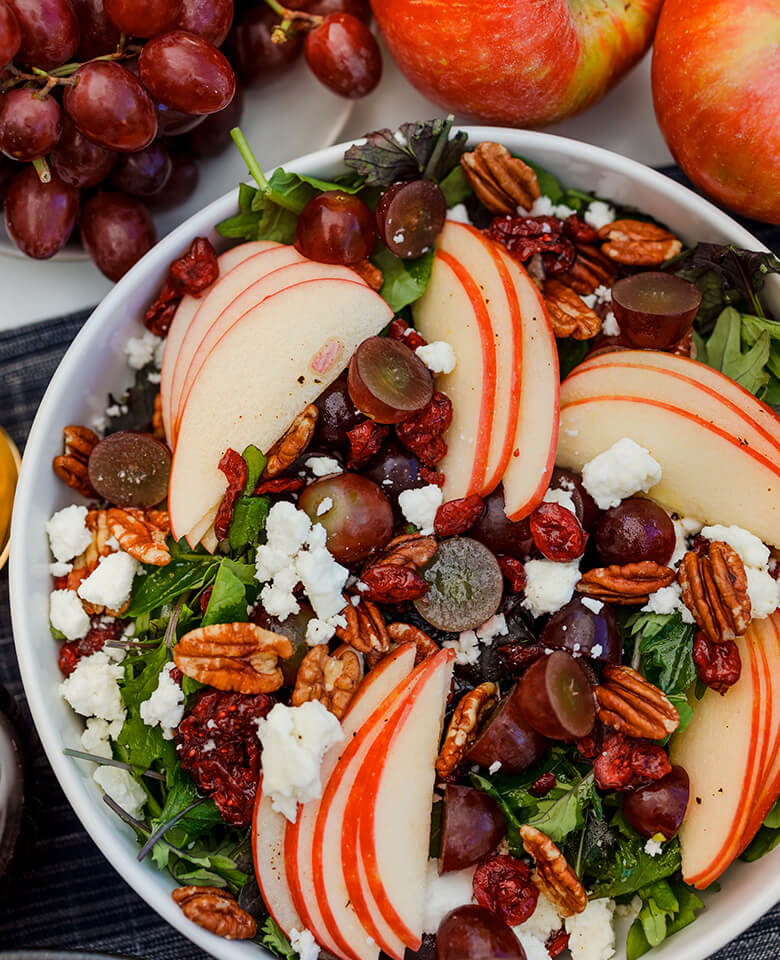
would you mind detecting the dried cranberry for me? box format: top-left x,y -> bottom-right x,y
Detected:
473,854 -> 539,926
346,419 -> 390,469
359,564 -> 428,603
593,731 -> 671,791
253,477 -> 306,496
143,277 -> 180,335
387,316 -> 426,350
546,928 -> 570,958
434,494 -> 485,538
692,631 -> 741,695
419,465 -> 445,488
169,237 -> 219,295
498,555 -> 527,594
529,772 -> 556,798
199,585 -> 214,615
486,216 -> 576,276
57,617 -> 127,676
529,502 -> 587,562
395,391 -> 453,466
214,448 -> 247,541
497,641 -> 545,676
561,214 -> 598,245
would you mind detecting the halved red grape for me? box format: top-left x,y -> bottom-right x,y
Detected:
303,12 -> 381,98
223,5 -> 302,88
0,88 -> 62,161
377,179 -> 447,260
147,150 -> 198,210
466,686 -> 547,774
298,473 -> 393,564
88,431 -> 171,508
140,30 -> 236,115
71,0 -> 119,60
414,537 -> 503,633
9,0 -> 79,69
184,83 -> 243,158
436,905 -> 525,960
348,336 -> 433,424
440,785 -> 505,873
540,596 -> 621,664
470,487 -> 533,560
517,650 -> 595,740
294,189 -> 375,265
111,140 -> 172,197
80,191 -> 156,281
595,497 -> 675,566
50,115 -> 117,188
103,0 -> 180,37
3,166 -> 78,259
0,0 -> 21,67
251,601 -> 314,686
174,0 -> 233,45
611,272 -> 702,349
623,765 -> 689,839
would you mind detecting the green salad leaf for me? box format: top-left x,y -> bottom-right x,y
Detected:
439,164 -> 472,207
741,800 -> 780,862
126,553 -> 219,617
262,917 -> 297,959
626,878 -> 704,959
372,244 -> 435,313
591,814 -> 682,898
627,612 -> 697,698
696,306 -> 771,396
201,560 -> 249,627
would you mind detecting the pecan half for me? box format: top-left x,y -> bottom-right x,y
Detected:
543,278 -> 601,339
107,507 -> 170,566
387,621 -> 440,664
172,886 -> 257,940
461,141 -> 540,215
292,644 -> 362,719
595,664 -> 679,739
63,510 -> 129,616
263,404 -> 318,478
519,825 -> 587,917
576,561 -> 675,605
436,682 -> 497,779
352,258 -> 383,290
559,244 -> 615,295
368,531 -> 438,571
336,598 -> 391,654
597,220 -> 683,266
678,541 -> 751,643
53,425 -> 98,498
174,622 -> 293,694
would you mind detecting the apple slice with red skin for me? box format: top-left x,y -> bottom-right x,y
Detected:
435,221 -> 523,495
160,240 -> 279,442
252,775 -> 303,936
493,248 -> 559,522
413,248 -> 497,500
185,502 -> 220,549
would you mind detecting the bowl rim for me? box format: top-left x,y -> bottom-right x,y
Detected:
9,126 -> 780,960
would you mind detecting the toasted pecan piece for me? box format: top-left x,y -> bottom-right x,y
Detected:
172,886 -> 256,940
461,141 -> 540,215
576,561 -> 675,605
678,541 -> 751,643
436,682 -> 497,780
520,825 -> 587,917
595,664 -> 679,739
597,219 -> 682,266
292,644 -> 362,719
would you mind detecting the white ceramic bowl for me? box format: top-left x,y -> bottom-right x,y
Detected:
10,128 -> 780,960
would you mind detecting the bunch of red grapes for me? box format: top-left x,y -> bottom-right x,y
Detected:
0,0 -> 379,279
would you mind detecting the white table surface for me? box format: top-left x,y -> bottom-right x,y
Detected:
0,47 -> 671,333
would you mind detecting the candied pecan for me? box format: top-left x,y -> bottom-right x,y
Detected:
173,622 -> 293,694
529,501 -> 587,561
576,561 -> 675,605
678,541 -> 751,643
520,825 -> 587,917
152,392 -> 165,440
53,425 -> 98,498
58,616 -> 126,677
486,216 -> 576,276
543,279 -> 602,339
546,929 -> 570,958
395,391 -> 453,466
172,885 -> 257,940
387,621 -> 440,664
351,258 -> 383,290
347,419 -> 390,469
434,494 -> 485,538
498,641 -> 545,676
388,316 -> 427,350
370,531 -> 438,570
107,507 -> 170,566
595,664 -> 679,739
498,555 -> 527,594
358,564 -> 428,603
336,598 -> 391,654
293,644 -> 362,719
263,404 -> 318,478
529,772 -> 557,798
597,220 -> 683,266
592,730 -> 671,791
436,682 -> 497,779
559,243 -> 615,294
214,448 -> 247,541
169,237 -> 219,295
692,631 -> 742,694
473,855 -> 540,926
461,142 -> 540,214
253,476 -> 305,496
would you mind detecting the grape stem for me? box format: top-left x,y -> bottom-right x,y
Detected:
262,0 -> 322,43
32,157 -> 51,185
0,36 -> 143,92
230,127 -> 302,214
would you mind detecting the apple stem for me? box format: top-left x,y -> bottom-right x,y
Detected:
230,126 -> 303,214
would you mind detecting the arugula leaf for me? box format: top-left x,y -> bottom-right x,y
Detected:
741,800 -> 780,861
696,307 -> 771,395
628,612 -> 697,697
149,771 -> 223,868
372,244 -> 435,313
201,561 -> 249,627
121,640 -> 170,708
520,158 -> 564,204
115,714 -> 177,779
228,495 -> 269,552
241,444 -> 267,494
627,878 -> 704,959
439,164 -> 472,207
523,772 -> 598,842
262,917 -> 297,959
105,363 -> 159,435
591,815 -> 681,898
557,337 -> 589,379
126,555 -> 219,617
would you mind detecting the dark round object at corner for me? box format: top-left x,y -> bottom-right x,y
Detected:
147,151 -> 199,210
88,431 -> 171,507
0,0 -> 21,67
470,486 -> 533,560
80,191 -> 156,281
466,685 -> 547,774
623,765 -> 690,840
185,83 -> 244,158
103,0 -> 181,37
140,30 -> 236,116
0,703 -> 24,881
9,0 -> 80,70
540,596 -> 622,665
71,0 -> 120,60
0,87 -> 62,161
111,140 -> 172,197
303,12 -> 381,98
224,4 -> 302,87
595,497 -> 675,566
440,784 -> 505,873
549,467 -> 600,532
3,165 -> 78,259
436,905 -> 526,960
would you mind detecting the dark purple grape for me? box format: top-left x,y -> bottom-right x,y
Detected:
295,190 -> 375,264
111,140 -> 172,197
223,5 -> 301,87
80,191 -> 156,281
103,0 -> 180,37
466,686 -> 547,774
183,82 -> 243,157
155,100 -> 205,137
362,437 -> 425,520
251,602 -> 314,685
612,272 -> 702,350
436,905 -> 525,960
348,336 -> 433,423
147,150 -> 198,210
470,487 -> 534,560
595,497 -> 675,566
140,30 -> 236,115
8,0 -> 79,69
517,651 -> 595,740
4,165 -> 78,258
414,538 -> 503,633
313,371 -> 363,450
623,765 -> 689,840
540,596 -> 621,664
64,60 -> 157,153
0,154 -> 17,203
303,12 -> 381,98
288,0 -> 371,21
0,0 -> 21,66
0,89 -> 61,161
71,0 -> 119,59
174,0 -> 233,45
50,115 -> 116,188
88,431 -> 171,507
376,179 -> 447,259
440,785 -> 505,873
549,467 -> 600,532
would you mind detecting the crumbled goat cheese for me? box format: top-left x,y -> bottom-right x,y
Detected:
522,561 -> 581,617
593,284 -> 613,305
256,701 -> 344,821
125,330 -> 162,370
513,931 -> 550,960
543,486 -> 577,514
49,561 -> 73,577
581,438 -> 662,510
261,563 -> 301,621
290,928 -> 319,960
565,897 -> 616,960
444,630 -> 480,666
581,598 -> 604,614
644,837 -> 664,857
529,196 -> 577,219
591,644 -> 603,658
50,589 -> 90,640
147,371 -> 161,384
93,765 -> 147,820
476,613 -> 509,641
422,859 -> 475,933
584,201 -> 616,231
416,341 -> 457,374
296,523 -> 349,621
139,662 -> 185,739
514,892 -> 563,943
615,895 -> 643,922
581,293 -> 597,309
601,311 -> 620,337
746,567 -> 780,619
446,203 -> 472,224
642,582 -> 695,624
256,501 -> 313,580
202,739 -> 216,752
60,651 -> 126,728
305,456 -> 342,477
316,496 -> 334,516
398,484 -> 443,535
305,613 -> 347,646
671,516 -> 703,566
700,524 -> 770,569
81,717 -> 114,759
488,760 -> 502,774
77,551 -> 140,611
46,504 -> 92,563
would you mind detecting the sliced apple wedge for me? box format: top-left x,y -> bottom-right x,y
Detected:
557,397 -> 780,548
169,278 -> 392,540
253,777 -> 303,936
435,222 -> 522,494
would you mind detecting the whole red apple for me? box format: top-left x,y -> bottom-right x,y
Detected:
652,0 -> 780,224
369,0 -> 663,126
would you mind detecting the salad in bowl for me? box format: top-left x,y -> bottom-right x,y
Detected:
15,120 -> 780,960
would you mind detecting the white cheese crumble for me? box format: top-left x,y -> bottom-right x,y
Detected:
256,701 -> 344,822
565,897 -> 616,960
700,524 -> 770,569
581,438 -> 662,510
261,564 -> 301,621
444,630 -> 480,666
642,582 -> 695,624
644,837 -> 664,857
591,644 -> 603,658
316,496 -> 333,517
77,551 -> 140,611
488,760 -> 502,774
593,284 -> 613,306
584,201 -> 615,231
476,613 -> 509,641
422,859 -> 475,933
81,717 -> 114,758
289,928 -> 319,960
398,484 -> 443,535
49,561 -> 73,577
305,456 -> 342,477
304,613 -> 347,646
581,597 -> 604,614
522,560 -> 581,617
139,662 -> 185,739
746,567 -> 780,619
416,341 -> 457,374
529,195 -> 577,219
59,651 -> 126,729
296,523 -> 349,621
50,589 -> 90,640
514,892 -> 562,943
46,504 -> 92,562
513,930 -> 551,960
446,203 -> 472,224
601,311 -> 621,337
93,765 -> 147,820
125,330 -> 163,370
